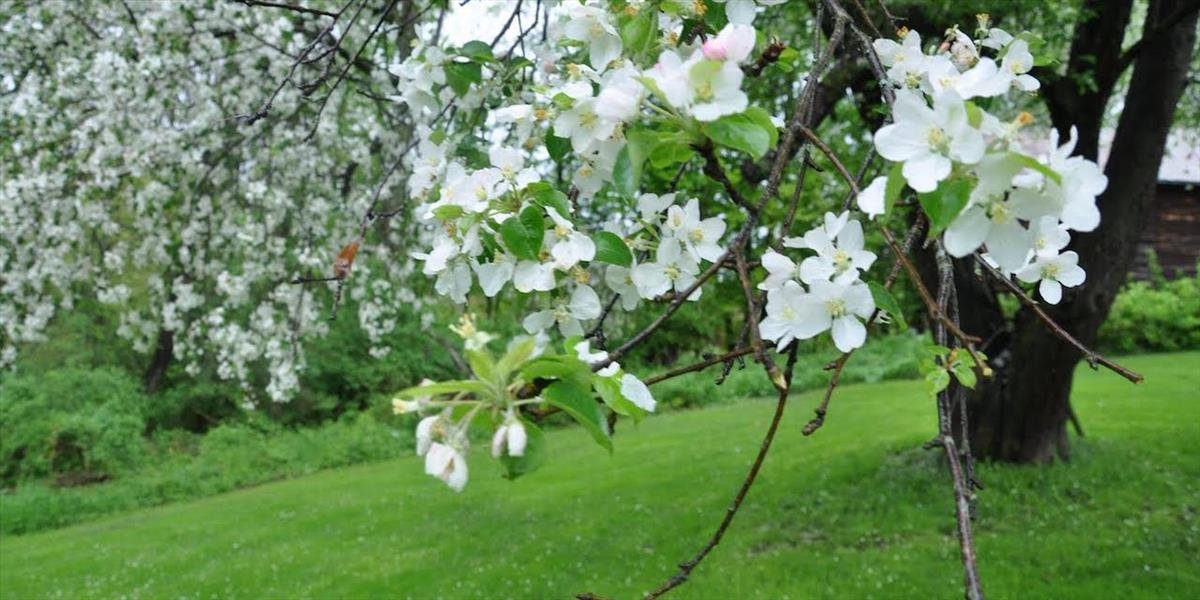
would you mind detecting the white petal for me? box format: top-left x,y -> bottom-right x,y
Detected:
1039,279 -> 1062,304
570,285 -> 602,320
903,152 -> 951,193
856,176 -> 888,219
491,426 -> 508,459
1058,264 -> 1086,287
831,316 -> 867,352
522,310 -> 555,334
507,421 -> 527,456
874,123 -> 930,162
620,373 -> 656,412
985,221 -> 1033,273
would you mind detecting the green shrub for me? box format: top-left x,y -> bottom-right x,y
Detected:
0,411 -> 410,535
0,369 -> 149,486
1098,271 -> 1200,354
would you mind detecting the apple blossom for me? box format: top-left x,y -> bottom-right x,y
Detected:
874,89 -> 984,192
1016,250 -> 1086,304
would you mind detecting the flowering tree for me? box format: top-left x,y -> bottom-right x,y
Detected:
3,0 -> 1194,597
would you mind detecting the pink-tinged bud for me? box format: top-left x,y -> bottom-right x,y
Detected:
701,39 -> 728,61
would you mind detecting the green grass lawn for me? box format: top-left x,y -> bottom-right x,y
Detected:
1,353 -> 1197,599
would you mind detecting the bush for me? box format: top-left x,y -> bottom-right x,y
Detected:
1097,271 -> 1200,354
0,369 -> 149,486
0,411 -> 410,535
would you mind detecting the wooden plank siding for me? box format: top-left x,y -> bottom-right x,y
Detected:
1130,181 -> 1200,280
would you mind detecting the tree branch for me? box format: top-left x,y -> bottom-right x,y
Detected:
974,254 -> 1143,383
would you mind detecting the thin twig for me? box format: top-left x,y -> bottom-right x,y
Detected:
643,347 -> 756,386
642,345 -> 800,600
973,254 -> 1143,383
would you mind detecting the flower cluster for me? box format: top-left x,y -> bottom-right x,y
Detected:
758,212 -> 878,352
857,20 -> 1104,304
391,314 -> 656,492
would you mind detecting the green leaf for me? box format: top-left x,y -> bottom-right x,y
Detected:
444,60 -> 482,96
917,178 -> 972,235
648,139 -> 693,169
593,373 -> 645,421
545,131 -> 571,162
883,161 -> 905,213
964,101 -> 984,128
593,231 -> 633,267
950,361 -> 977,389
465,349 -> 496,382
543,380 -> 612,452
395,379 -> 489,398
619,12 -> 655,56
742,106 -> 780,148
496,337 -> 537,377
499,418 -> 546,479
774,47 -> 801,72
1007,151 -> 1062,186
432,204 -> 464,221
459,40 -> 494,62
925,368 -> 951,395
867,281 -> 908,330
499,212 -> 541,260
520,355 -> 592,388
526,182 -> 571,218
612,145 -> 641,197
702,112 -> 771,159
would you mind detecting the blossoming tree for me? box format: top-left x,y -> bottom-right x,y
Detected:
3,0 -> 1195,597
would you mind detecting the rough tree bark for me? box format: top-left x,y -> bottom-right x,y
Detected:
961,0 -> 1199,462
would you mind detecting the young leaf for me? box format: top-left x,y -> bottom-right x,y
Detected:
444,60 -> 481,96
867,281 -> 908,330
951,361 -> 977,389
648,139 -> 693,169
1007,152 -> 1062,186
520,355 -> 592,388
592,231 -> 633,267
619,11 -> 655,56
466,349 -> 496,383
496,336 -> 537,377
459,40 -> 494,62
742,106 -> 780,148
543,380 -> 612,452
925,368 -> 951,395
545,130 -> 571,162
395,379 -> 489,397
702,112 -> 771,159
527,183 -> 571,217
883,162 -> 905,214
593,373 -> 645,421
612,145 -> 641,197
499,214 -> 540,260
917,178 -> 972,235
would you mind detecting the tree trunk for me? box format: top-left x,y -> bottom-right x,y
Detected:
143,328 -> 174,394
964,0 -> 1198,462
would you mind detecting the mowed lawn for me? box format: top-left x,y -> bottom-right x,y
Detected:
1,353 -> 1197,599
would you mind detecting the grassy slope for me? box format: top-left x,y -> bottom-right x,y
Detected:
1,353 -> 1197,599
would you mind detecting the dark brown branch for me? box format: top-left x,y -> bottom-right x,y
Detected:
933,243 -> 984,600
1116,0 -> 1200,73
233,0 -> 339,18
743,39 -> 787,77
304,0 -> 406,142
643,347 -> 756,386
973,254 -> 1143,383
